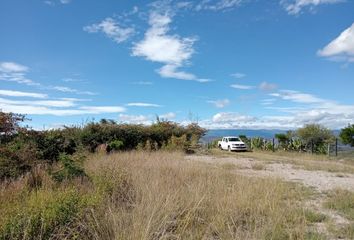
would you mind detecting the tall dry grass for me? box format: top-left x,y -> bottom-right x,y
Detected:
82,151 -> 314,240
0,151 -> 318,239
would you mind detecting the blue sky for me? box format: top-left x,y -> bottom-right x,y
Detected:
0,0 -> 354,129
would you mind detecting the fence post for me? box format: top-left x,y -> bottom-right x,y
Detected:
272,138 -> 275,152
311,140 -> 314,154
327,143 -> 330,157
335,138 -> 338,157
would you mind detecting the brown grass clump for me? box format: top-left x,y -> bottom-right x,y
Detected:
82,151 -> 313,239
0,151 -> 317,239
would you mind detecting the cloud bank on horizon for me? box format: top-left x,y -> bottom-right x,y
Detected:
0,0 -> 353,129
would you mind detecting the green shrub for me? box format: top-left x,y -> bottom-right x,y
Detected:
107,140 -> 124,152
35,130 -> 77,162
0,138 -> 38,180
304,209 -> 327,223
251,137 -> 264,150
340,124 -> 354,147
51,154 -> 86,182
297,124 -> 334,154
0,188 -> 88,240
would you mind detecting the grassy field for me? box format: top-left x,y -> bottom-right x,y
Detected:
0,150 -> 330,240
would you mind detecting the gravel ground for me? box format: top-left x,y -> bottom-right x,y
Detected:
186,155 -> 354,192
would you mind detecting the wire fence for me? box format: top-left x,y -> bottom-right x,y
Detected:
204,137 -> 354,158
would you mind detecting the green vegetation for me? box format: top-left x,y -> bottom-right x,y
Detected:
297,124 -> 335,154
303,210 -> 327,223
0,111 -> 206,181
340,124 -> 354,147
1,110 -> 352,239
324,189 -> 354,239
324,189 -> 354,221
51,154 -> 87,182
0,151 -> 318,239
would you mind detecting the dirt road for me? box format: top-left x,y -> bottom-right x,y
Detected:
186,155 -> 354,192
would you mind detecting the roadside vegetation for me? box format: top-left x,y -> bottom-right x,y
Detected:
1,111 -> 354,239
1,151 -> 322,239
324,189 -> 354,239
0,111 -> 205,181
208,124 -> 353,157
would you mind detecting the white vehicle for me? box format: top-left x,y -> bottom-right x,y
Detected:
218,136 -> 247,151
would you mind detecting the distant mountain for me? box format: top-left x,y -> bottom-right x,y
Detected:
201,129 -> 287,143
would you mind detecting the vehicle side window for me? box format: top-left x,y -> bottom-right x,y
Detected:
226,139 -> 228,142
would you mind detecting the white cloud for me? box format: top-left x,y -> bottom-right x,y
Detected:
132,81 -> 153,85
260,98 -> 276,106
230,84 -> 255,90
160,112 -> 176,119
0,62 -> 96,95
84,18 -> 135,43
0,62 -> 28,72
44,0 -> 71,5
0,98 -> 76,108
132,10 -> 207,82
196,0 -> 243,11
207,99 -> 230,108
270,90 -> 325,103
281,0 -> 343,15
0,89 -> 47,98
199,106 -> 354,129
0,101 -> 126,116
126,102 -> 162,107
212,112 -> 256,123
118,114 -> 152,125
0,62 -> 39,86
230,72 -> 246,79
62,78 -> 84,83
176,1 -> 194,9
80,106 -> 125,113
259,81 -> 277,91
51,86 -> 97,95
318,22 -> 354,62
197,88 -> 354,129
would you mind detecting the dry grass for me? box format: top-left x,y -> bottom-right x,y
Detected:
0,151 -> 322,239
324,189 -> 354,239
251,163 -> 266,171
83,151 -> 316,239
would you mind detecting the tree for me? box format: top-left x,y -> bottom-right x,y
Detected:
275,133 -> 290,150
0,112 -> 26,143
297,124 -> 334,153
340,124 -> 354,147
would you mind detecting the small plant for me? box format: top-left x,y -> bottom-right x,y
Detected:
107,139 -> 124,152
251,137 -> 264,150
0,188 -> 88,239
304,209 -> 327,223
324,189 -> 354,220
51,154 -> 86,182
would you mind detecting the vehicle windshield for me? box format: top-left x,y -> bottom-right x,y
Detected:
228,137 -> 240,142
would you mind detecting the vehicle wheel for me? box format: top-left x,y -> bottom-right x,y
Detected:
228,146 -> 231,152
219,144 -> 222,150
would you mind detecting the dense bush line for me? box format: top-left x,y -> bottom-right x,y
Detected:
0,111 -> 206,181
